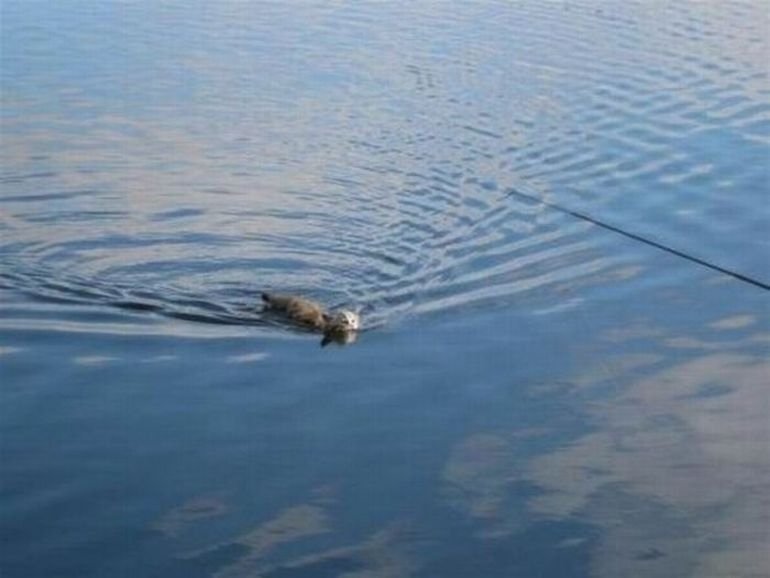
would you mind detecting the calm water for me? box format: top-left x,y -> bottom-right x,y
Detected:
1,2 -> 769,577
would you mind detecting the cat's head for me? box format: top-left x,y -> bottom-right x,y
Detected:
329,309 -> 360,331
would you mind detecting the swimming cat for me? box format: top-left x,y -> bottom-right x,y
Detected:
261,293 -> 360,346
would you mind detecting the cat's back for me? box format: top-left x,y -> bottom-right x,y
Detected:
262,293 -> 326,329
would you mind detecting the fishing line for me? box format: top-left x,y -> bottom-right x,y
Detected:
506,187 -> 770,291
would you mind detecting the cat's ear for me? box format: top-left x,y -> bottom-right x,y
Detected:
322,312 -> 332,323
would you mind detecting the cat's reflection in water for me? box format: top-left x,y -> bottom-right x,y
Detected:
321,328 -> 359,347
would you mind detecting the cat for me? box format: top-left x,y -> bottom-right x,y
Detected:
261,293 -> 360,346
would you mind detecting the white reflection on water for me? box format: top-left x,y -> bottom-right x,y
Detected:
0,346 -> 24,356
709,315 -> 756,330
168,487 -> 416,578
153,493 -> 230,538
524,348 -> 769,576
72,354 -> 120,366
226,351 -> 269,363
435,295 -> 768,577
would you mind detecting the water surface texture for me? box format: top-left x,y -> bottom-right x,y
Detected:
1,2 -> 769,577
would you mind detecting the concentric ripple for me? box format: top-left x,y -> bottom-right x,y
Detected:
1,0 -> 767,335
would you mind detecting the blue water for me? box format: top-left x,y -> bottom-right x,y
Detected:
1,2 -> 769,577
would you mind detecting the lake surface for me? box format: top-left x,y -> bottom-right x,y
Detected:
1,2 -> 769,577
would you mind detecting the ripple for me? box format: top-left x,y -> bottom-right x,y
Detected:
1,0 -> 767,335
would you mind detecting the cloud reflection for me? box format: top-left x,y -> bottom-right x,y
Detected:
523,348 -> 769,576
174,488 -> 415,578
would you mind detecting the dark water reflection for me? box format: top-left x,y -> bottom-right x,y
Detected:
1,1 -> 768,577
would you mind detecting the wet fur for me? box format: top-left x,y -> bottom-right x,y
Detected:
261,293 -> 328,330
261,293 -> 359,342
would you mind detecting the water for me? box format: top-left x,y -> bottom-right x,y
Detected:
1,2 -> 768,577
